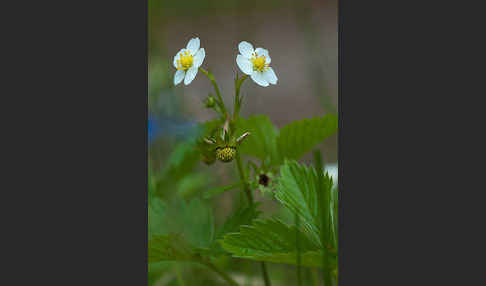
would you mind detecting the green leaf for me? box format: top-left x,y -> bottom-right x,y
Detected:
234,115 -> 278,163
275,160 -> 324,247
331,187 -> 338,248
149,234 -> 196,263
148,197 -> 168,238
219,160 -> 338,269
148,197 -> 214,248
163,141 -> 201,180
273,159 -> 338,277
148,197 -> 220,263
215,203 -> 261,241
276,114 -> 338,162
152,141 -> 202,199
148,262 -> 171,286
313,150 -> 334,286
177,173 -> 212,199
202,203 -> 261,256
220,218 -> 323,267
203,182 -> 244,199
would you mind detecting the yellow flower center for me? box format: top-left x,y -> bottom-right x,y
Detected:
251,53 -> 269,72
177,50 -> 193,71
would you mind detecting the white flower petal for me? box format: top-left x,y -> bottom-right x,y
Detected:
255,48 -> 269,58
173,49 -> 184,68
236,55 -> 253,75
193,48 -> 205,67
184,66 -> 198,85
263,67 -> 277,85
238,41 -> 254,58
174,69 -> 185,85
186,37 -> 200,55
250,71 -> 269,87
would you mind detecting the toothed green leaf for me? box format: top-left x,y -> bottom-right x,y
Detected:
275,160 -> 336,249
220,218 -> 324,267
208,203 -> 261,255
276,114 -> 338,162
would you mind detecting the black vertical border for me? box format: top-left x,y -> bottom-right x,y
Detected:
9,0 -> 150,283
338,0 -> 343,281
144,0 -> 149,282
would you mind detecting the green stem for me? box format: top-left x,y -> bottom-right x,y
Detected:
296,213 -> 302,286
232,70 -> 270,286
260,262 -> 271,286
199,67 -> 228,118
175,265 -> 186,286
235,152 -> 253,204
204,261 -> 240,286
235,154 -> 273,286
234,74 -> 248,118
311,268 -> 320,286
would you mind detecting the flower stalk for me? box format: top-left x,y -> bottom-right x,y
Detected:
234,73 -> 248,119
199,67 -> 228,119
174,38 -> 278,286
235,152 -> 253,204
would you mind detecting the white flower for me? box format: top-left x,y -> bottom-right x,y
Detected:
236,41 -> 277,87
173,37 -> 205,86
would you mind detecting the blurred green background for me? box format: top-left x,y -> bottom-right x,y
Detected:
149,0 -> 337,285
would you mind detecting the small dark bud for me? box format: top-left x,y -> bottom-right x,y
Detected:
258,173 -> 270,187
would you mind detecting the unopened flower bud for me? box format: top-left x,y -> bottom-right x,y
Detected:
204,95 -> 216,108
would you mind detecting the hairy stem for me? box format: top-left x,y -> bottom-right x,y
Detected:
199,67 -> 228,118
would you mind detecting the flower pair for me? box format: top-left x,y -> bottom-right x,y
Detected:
173,37 -> 278,87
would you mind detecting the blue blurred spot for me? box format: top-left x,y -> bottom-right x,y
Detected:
148,114 -> 200,144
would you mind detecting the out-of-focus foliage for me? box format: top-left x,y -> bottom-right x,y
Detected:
204,182 -> 244,199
